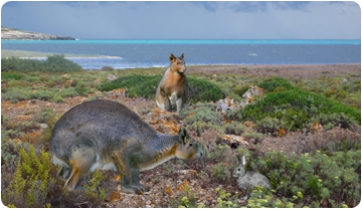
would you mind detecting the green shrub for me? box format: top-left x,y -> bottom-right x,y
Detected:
2,86 -> 86,102
43,55 -> 83,72
211,162 -> 232,182
224,121 -> 246,135
101,66 -> 115,71
248,149 -> 361,207
2,145 -> 54,207
2,72 -> 24,81
99,75 -> 161,99
99,75 -> 224,102
228,90 -> 360,131
188,77 -> 225,103
1,55 -> 83,72
1,133 -> 28,171
309,113 -> 356,130
257,77 -> 296,92
84,170 -> 106,203
183,104 -> 222,125
256,117 -> 285,135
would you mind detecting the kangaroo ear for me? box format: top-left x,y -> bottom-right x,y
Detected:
178,127 -> 187,145
169,53 -> 176,62
180,53 -> 184,59
241,155 -> 247,166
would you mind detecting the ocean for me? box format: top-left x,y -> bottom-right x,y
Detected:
1,39 -> 361,70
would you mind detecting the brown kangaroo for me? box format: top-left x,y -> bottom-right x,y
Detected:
50,100 -> 203,194
156,53 -> 191,114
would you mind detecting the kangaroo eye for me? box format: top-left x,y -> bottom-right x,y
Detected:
189,143 -> 193,147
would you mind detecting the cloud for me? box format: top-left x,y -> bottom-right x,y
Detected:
1,1 -> 360,39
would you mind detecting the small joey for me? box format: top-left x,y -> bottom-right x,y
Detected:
233,155 -> 271,199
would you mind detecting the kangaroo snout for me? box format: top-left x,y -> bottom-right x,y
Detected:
196,147 -> 204,158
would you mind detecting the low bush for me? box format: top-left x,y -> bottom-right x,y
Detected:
99,75 -> 161,98
101,66 -> 115,71
99,75 -> 224,102
2,86 -> 84,103
183,104 -> 222,125
1,55 -> 83,72
188,77 -> 225,103
2,145 -> 54,207
256,117 -> 285,136
2,72 -> 25,81
248,149 -> 360,207
228,90 -> 360,131
257,77 -> 296,92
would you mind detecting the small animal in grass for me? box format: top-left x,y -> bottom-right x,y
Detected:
50,99 -> 203,194
156,53 -> 192,114
233,155 -> 271,199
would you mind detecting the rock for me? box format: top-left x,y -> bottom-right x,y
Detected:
107,74 -> 117,81
39,123 -> 48,129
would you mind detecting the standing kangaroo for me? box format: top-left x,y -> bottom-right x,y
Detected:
156,53 -> 191,114
50,100 -> 203,194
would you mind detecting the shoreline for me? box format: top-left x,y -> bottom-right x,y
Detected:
2,49 -> 360,80
1,49 -> 101,58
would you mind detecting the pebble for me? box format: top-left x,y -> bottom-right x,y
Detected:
146,205 -> 151,208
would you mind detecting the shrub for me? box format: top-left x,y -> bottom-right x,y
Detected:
1,55 -> 83,72
256,117 -> 285,135
1,133 -> 28,171
183,104 -> 222,125
101,66 -> 115,71
248,149 -> 361,207
211,162 -> 232,182
188,77 -> 225,103
309,113 -> 356,130
257,77 -> 296,92
43,55 -> 83,72
99,75 -> 224,102
224,121 -> 246,135
99,75 -> 161,99
2,72 -> 24,81
2,145 -> 54,207
229,90 -> 360,131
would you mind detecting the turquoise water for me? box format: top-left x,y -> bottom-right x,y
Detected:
2,39 -> 360,45
2,39 -> 361,69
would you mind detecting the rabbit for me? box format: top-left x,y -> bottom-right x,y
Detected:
233,155 -> 271,199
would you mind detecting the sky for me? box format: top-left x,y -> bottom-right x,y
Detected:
1,1 -> 361,39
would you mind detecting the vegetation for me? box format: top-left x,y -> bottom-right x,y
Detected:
227,77 -> 360,132
1,58 -> 360,207
99,74 -> 224,102
1,55 -> 83,72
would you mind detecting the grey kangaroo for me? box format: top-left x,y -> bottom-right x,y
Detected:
156,53 -> 192,114
50,99 -> 203,194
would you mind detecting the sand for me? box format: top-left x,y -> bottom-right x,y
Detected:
189,63 -> 361,80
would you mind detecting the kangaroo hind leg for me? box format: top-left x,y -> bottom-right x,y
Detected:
65,147 -> 97,190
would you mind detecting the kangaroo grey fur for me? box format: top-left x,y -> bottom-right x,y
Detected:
233,155 -> 271,199
50,99 -> 203,194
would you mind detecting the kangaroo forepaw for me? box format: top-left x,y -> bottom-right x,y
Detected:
121,184 -> 149,194
132,184 -> 149,194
